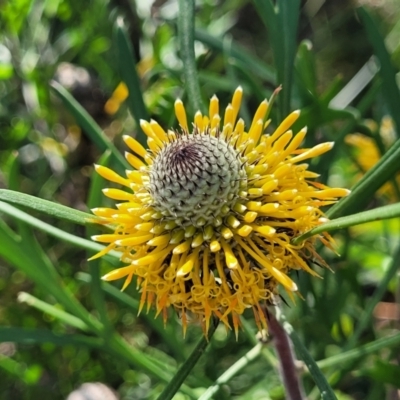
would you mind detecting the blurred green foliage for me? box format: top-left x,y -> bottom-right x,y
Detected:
1,0 -> 400,399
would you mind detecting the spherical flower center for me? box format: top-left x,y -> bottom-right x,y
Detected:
148,131 -> 246,227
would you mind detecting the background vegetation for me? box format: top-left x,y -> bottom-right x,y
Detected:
1,0 -> 400,399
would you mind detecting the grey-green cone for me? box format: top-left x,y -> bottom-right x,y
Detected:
148,130 -> 246,228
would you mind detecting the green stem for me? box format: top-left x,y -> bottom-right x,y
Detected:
293,203 -> 400,245
178,0 -> 205,114
106,334 -> 197,398
316,332 -> 400,370
198,343 -> 263,400
18,292 -> 90,331
156,319 -> 219,400
0,201 -> 120,261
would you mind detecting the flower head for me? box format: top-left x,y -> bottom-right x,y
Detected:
91,87 -> 349,337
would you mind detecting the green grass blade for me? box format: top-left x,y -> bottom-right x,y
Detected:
276,0 -> 301,117
4,151 -> 20,191
293,202 -> 400,244
0,200 -> 120,259
0,217 -> 75,295
113,18 -> 149,147
296,40 -> 317,97
76,272 -> 185,360
317,332 -> 400,370
0,220 -> 61,288
108,334 -> 198,398
156,320 -> 219,400
328,8 -> 400,218
18,292 -> 90,331
253,0 -> 300,119
0,327 -> 103,348
198,343 -> 263,400
0,190 -> 95,225
51,81 -> 129,169
251,0 -> 278,88
0,326 -> 194,396
178,0 -> 205,114
0,355 -> 31,384
194,28 -> 275,83
0,217 -> 102,333
329,58 -> 378,109
327,136 -> 400,218
358,7 -> 400,136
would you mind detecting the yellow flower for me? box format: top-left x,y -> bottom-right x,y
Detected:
91,87 -> 349,337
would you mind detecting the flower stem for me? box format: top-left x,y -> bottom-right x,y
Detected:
156,319 -> 219,400
198,343 -> 263,400
272,305 -> 338,400
178,0 -> 205,114
268,308 -> 305,400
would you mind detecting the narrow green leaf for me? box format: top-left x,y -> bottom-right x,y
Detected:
252,0 -> 276,37
0,354 -> 31,384
51,81 -> 129,169
295,40 -> 317,98
0,221 -> 62,289
251,0 -> 279,91
156,320 -> 219,400
318,79 -> 381,184
4,151 -> 20,191
358,7 -> 400,136
276,0 -> 301,117
178,0 -> 205,114
194,28 -> 275,83
253,0 -> 300,119
328,8 -> 400,218
0,327 -> 103,348
0,327 -> 194,397
328,58 -> 378,109
76,272 -> 185,360
0,200 -> 120,260
108,334 -> 198,398
0,189 -> 96,225
15,222 -> 62,283
0,216 -> 102,334
18,292 -> 90,331
293,203 -> 400,244
317,333 -> 400,370
113,17 -> 149,147
327,135 -> 400,218
198,344 -> 263,400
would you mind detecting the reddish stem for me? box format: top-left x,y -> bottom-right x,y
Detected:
268,310 -> 305,400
